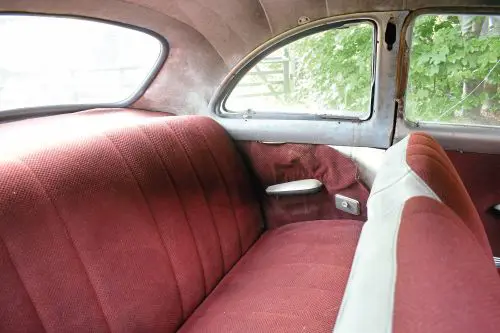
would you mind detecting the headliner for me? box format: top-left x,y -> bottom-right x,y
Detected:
1,0 -> 499,113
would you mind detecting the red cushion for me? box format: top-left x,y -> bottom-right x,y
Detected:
180,220 -> 362,333
395,197 -> 500,333
406,133 -> 491,256
399,134 -> 500,332
333,133 -> 500,333
0,111 -> 262,332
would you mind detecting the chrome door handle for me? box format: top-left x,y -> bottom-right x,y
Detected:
266,179 -> 323,196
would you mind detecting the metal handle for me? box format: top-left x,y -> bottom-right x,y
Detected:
266,179 -> 323,196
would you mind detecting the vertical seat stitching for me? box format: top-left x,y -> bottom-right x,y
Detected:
14,158 -> 112,333
102,133 -> 185,320
192,121 -> 243,257
135,125 -> 208,295
165,122 -> 226,274
0,236 -> 47,332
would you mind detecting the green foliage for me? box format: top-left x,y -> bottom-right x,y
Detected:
406,15 -> 500,124
232,15 -> 499,124
287,23 -> 373,114
283,15 -> 500,123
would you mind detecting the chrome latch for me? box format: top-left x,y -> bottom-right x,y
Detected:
335,194 -> 361,216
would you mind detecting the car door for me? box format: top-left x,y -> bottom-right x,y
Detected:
207,13 -> 406,227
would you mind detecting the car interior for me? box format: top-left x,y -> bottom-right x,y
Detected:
0,0 -> 499,332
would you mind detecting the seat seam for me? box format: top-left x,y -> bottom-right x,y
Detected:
165,122 -> 226,275
191,309 -> 316,320
231,262 -> 355,274
407,150 -> 451,174
0,236 -> 47,332
408,141 -> 466,196
102,133 -> 185,320
192,121 -> 244,259
187,308 -> 337,328
407,146 -> 490,254
406,151 -> 466,201
369,169 -> 412,199
136,124 -> 208,295
14,158 -> 112,333
212,284 -> 341,294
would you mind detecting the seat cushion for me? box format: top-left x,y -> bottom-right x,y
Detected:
0,110 -> 263,332
180,220 -> 363,333
405,132 -> 491,256
394,197 -> 500,333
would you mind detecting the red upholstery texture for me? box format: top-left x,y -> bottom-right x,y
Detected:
395,197 -> 500,333
237,142 -> 369,229
406,133 -> 492,256
0,111 -> 262,332
180,220 -> 363,333
447,151 -> 500,257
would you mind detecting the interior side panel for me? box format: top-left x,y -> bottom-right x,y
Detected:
237,142 -> 369,229
447,151 -> 500,257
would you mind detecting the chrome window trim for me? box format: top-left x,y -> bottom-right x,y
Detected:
0,12 -> 169,121
207,11 -> 409,148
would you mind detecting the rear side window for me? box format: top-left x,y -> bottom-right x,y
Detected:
406,14 -> 500,126
0,15 -> 165,112
224,21 -> 375,120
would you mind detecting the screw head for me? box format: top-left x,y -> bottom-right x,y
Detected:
298,16 -> 310,25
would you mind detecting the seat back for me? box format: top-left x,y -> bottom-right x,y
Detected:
335,132 -> 500,333
0,110 -> 262,332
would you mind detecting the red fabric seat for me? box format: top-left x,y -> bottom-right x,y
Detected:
180,220 -> 362,333
0,109 -> 360,333
395,133 -> 500,333
5,109 -> 498,333
334,132 -> 500,333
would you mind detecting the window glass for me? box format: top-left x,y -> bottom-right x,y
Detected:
0,15 -> 164,111
225,22 -> 375,119
406,14 -> 500,126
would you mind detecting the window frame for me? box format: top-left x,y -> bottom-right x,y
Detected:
208,12 -> 407,149
0,12 -> 169,120
395,8 -> 500,154
217,19 -> 378,121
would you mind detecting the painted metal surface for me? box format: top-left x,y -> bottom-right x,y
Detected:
0,1 -> 499,152
208,12 -> 408,148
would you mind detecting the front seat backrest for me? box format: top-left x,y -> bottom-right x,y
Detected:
334,132 -> 500,333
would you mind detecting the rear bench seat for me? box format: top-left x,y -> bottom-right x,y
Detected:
0,109 -> 362,332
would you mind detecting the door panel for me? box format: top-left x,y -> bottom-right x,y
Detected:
237,142 -> 369,229
448,151 -> 500,257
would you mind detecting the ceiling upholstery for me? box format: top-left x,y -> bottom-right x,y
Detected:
0,0 -> 499,114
